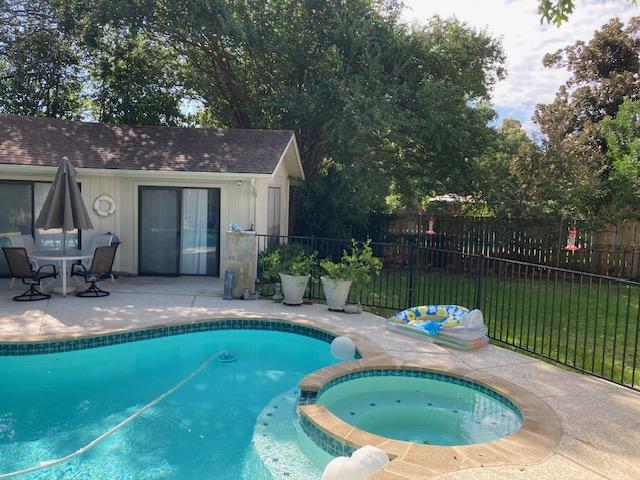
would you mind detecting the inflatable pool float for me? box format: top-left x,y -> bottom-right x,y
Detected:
386,305 -> 488,350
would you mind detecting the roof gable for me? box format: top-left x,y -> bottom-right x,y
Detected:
0,115 -> 296,175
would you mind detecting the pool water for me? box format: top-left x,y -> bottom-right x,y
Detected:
318,375 -> 522,446
0,330 -> 337,479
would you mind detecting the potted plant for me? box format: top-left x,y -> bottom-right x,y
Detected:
258,243 -> 317,305
320,240 -> 382,311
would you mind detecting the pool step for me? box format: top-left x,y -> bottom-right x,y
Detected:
244,389 -> 332,480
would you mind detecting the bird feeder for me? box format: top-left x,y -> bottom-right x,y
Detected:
425,218 -> 436,235
564,227 -> 579,252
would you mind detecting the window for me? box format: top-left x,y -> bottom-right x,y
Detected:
0,180 -> 80,276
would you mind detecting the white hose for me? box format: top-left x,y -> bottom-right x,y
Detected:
0,351 -> 220,479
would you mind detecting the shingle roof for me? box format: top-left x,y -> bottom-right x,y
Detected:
0,114 -> 295,174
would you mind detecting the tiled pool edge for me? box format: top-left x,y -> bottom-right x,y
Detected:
0,313 -> 564,480
0,318 -> 342,356
298,363 -> 563,479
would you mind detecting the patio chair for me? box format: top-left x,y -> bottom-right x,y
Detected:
80,233 -> 119,284
71,244 -> 119,297
7,234 -> 39,288
2,247 -> 58,302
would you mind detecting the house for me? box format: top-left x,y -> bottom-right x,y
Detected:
0,114 -> 304,277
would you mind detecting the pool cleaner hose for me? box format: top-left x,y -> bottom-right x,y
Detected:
0,351 -> 221,479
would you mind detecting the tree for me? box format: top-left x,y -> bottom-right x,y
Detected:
539,0 -> 638,26
0,0 -> 83,118
600,99 -> 640,217
56,0 -> 505,236
472,119 -> 545,217
534,17 -> 640,218
88,31 -> 186,125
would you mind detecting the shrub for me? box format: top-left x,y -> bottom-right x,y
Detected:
320,240 -> 382,288
258,243 -> 317,282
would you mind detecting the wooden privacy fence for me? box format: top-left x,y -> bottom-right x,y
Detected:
379,213 -> 640,280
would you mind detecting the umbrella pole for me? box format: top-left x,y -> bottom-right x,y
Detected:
63,230 -> 67,254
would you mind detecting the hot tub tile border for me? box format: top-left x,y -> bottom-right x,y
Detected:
304,368 -> 522,420
299,414 -> 357,457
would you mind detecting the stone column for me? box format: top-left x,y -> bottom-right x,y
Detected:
225,231 -> 257,298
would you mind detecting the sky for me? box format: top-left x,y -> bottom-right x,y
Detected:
401,0 -> 638,133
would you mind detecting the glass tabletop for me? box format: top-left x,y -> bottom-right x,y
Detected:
31,250 -> 93,260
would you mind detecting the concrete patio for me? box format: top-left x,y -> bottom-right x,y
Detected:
0,276 -> 639,479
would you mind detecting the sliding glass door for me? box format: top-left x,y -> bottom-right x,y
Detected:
139,187 -> 181,275
138,186 -> 220,276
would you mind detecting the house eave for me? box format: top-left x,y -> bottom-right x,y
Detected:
0,163 -> 272,179
270,134 -> 305,182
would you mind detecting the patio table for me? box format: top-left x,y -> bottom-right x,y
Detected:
31,250 -> 93,297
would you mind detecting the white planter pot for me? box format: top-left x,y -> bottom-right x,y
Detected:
321,276 -> 352,311
279,273 -> 310,305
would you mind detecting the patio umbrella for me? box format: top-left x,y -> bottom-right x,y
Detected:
35,156 -> 93,253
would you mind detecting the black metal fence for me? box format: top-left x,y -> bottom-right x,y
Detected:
256,234 -> 640,390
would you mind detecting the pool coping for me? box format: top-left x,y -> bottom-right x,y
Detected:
298,358 -> 562,480
0,314 -> 563,479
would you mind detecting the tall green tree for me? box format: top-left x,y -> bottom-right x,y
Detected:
472,119 -> 546,217
534,17 -> 640,218
88,31 -> 186,125
601,99 -> 640,217
0,0 -> 83,118
55,0 -> 504,235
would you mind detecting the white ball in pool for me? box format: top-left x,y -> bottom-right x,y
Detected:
351,445 -> 389,476
330,336 -> 356,360
321,456 -> 368,480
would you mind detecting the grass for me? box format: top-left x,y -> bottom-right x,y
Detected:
261,265 -> 640,389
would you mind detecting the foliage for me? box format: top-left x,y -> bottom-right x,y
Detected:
258,243 -> 317,281
88,31 -> 186,125
533,17 -> 640,220
0,0 -> 84,118
49,0 -> 504,236
600,99 -> 640,217
538,0 -> 637,26
471,119 -> 547,217
320,240 -> 382,288
1,0 -> 506,232
538,0 -> 575,25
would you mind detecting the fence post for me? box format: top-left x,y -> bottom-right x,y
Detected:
474,255 -> 486,310
407,244 -> 416,307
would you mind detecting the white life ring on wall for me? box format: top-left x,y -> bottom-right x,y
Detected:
93,193 -> 116,217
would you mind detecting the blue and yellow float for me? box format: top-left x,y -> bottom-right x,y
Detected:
386,305 -> 488,350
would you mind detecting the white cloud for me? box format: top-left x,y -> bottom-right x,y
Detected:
401,0 -> 638,129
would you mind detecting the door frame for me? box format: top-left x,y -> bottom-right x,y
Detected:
137,185 -> 221,277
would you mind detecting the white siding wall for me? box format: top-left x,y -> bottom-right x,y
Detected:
269,157 -> 290,237
0,170 -> 256,275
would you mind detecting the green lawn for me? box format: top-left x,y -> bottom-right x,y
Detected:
262,266 -> 640,389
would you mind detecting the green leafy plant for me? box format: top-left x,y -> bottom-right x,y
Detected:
320,240 -> 382,288
258,243 -> 317,282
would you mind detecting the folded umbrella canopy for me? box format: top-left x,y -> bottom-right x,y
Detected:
35,156 -> 93,253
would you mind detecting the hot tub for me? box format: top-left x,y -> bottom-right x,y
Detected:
317,371 -> 522,446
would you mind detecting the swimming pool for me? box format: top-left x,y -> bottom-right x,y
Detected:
317,372 -> 522,446
0,329 -> 338,479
